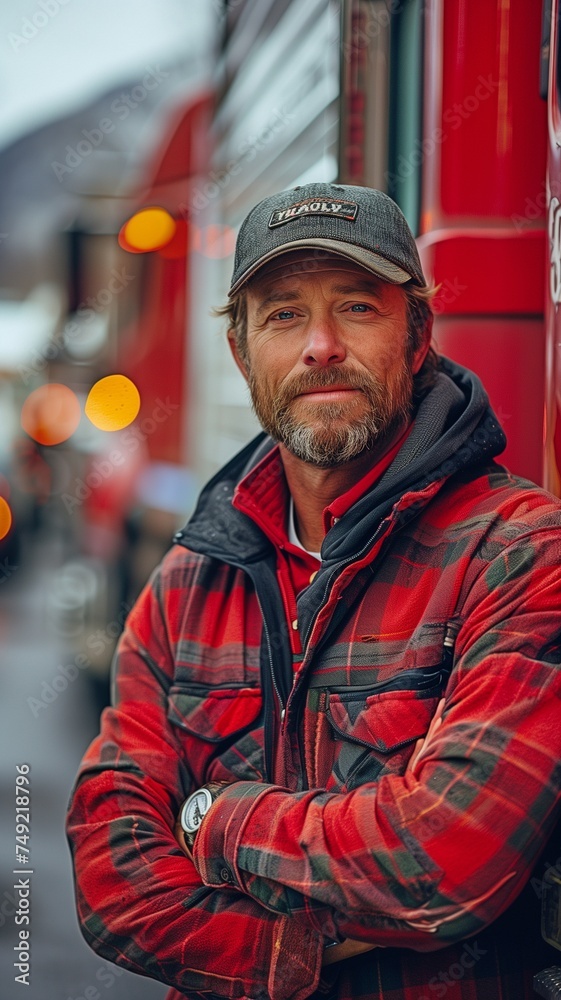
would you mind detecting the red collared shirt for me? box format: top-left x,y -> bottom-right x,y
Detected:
233,424 -> 412,658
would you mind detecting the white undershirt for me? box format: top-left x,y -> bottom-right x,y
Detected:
288,498 -> 321,560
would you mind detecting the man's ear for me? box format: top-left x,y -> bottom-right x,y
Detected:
227,329 -> 249,381
411,313 -> 434,375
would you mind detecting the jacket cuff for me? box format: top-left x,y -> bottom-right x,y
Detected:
193,782 -> 324,1000
193,780 -> 274,889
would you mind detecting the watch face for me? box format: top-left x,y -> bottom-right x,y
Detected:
181,788 -> 213,835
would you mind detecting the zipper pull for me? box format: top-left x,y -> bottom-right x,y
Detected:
442,621 -> 460,678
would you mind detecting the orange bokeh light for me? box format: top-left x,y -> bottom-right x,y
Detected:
85,374 -> 141,431
0,497 -> 11,540
21,383 -> 81,446
119,207 -> 176,254
191,224 -> 237,259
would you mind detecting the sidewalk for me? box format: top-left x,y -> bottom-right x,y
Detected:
0,532 -> 167,1000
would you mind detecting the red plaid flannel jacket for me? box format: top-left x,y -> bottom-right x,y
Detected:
67,362 -> 561,1000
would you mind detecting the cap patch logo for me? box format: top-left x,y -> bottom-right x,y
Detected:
269,198 -> 359,228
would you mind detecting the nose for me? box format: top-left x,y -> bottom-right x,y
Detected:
301,318 -> 346,367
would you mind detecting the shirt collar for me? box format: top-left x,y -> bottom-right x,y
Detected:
233,422 -> 412,551
322,421 -> 413,533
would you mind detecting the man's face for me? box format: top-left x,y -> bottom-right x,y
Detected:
232,255 -> 427,468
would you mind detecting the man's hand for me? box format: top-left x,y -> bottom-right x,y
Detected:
322,939 -> 378,966
178,698 -> 445,966
174,815 -> 194,860
321,698 -> 447,965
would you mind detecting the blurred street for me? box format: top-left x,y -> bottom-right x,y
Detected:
0,5 -> 215,988
0,528 -> 167,1000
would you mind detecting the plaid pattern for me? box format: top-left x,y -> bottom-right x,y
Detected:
67,451 -> 561,1000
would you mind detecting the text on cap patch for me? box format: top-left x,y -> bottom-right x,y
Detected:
269,198 -> 359,228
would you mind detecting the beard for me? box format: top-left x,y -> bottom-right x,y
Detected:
246,362 -> 414,467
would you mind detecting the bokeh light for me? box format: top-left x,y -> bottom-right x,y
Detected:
119,207 -> 177,253
85,374 -> 141,431
0,497 -> 12,540
191,224 -> 237,259
21,383 -> 81,446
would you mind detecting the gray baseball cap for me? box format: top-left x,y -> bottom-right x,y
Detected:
228,182 -> 426,296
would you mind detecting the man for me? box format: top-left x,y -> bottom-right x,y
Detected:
67,183 -> 561,1000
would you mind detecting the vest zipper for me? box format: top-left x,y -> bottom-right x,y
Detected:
291,519 -> 395,790
254,591 -> 285,781
301,517 -> 394,650
442,620 -> 461,678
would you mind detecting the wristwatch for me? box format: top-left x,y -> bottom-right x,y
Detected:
179,782 -> 227,851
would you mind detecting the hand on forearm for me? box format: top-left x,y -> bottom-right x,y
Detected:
176,785 -> 380,965
174,815 -> 194,861
322,938 -> 378,965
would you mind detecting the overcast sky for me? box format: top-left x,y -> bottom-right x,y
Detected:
0,0 -> 217,149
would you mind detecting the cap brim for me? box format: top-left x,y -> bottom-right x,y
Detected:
228,237 -> 412,296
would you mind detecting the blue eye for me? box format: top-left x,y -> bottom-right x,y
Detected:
350,304 -> 370,312
276,310 -> 295,320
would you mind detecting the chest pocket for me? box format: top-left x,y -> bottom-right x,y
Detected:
167,683 -> 265,785
323,668 -> 446,790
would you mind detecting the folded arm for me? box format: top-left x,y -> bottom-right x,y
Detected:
192,530 -> 561,949
66,561 -> 325,1000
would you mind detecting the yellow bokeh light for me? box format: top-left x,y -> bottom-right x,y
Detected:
0,497 -> 12,540
120,207 -> 176,253
85,374 -> 141,431
21,383 -> 81,446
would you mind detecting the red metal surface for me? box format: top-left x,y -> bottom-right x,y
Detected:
433,317 -> 545,485
121,253 -> 189,465
116,93 -> 213,467
422,0 -> 547,226
421,229 -> 546,316
419,0 -> 548,484
142,94 -> 214,188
